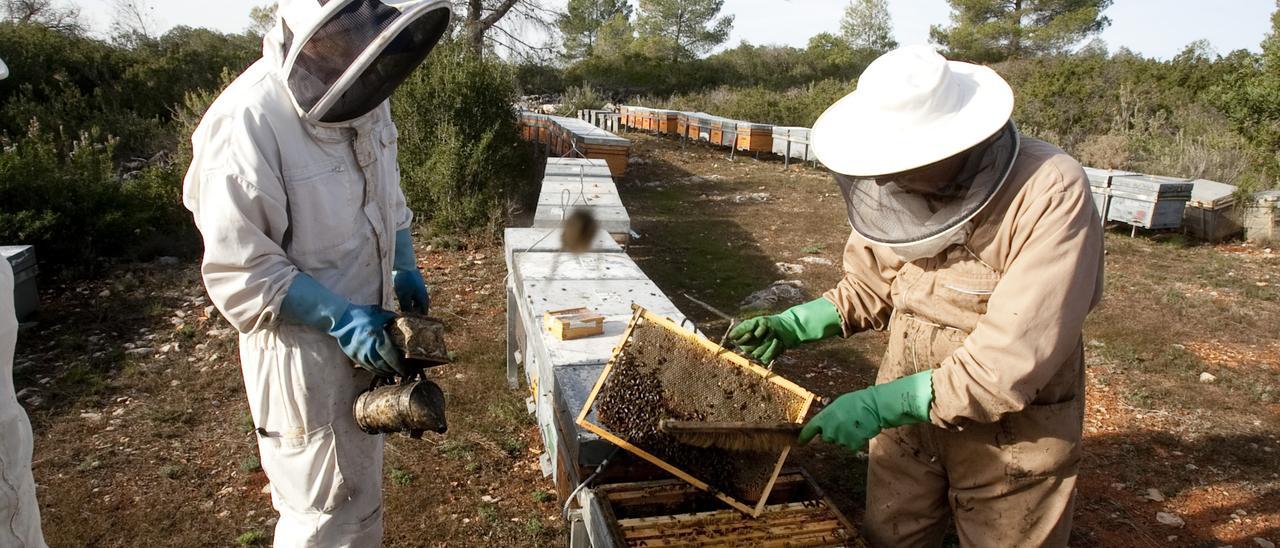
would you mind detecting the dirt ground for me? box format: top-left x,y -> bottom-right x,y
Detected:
12,129 -> 1279,547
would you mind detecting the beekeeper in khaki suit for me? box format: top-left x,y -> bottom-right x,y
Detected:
184,1 -> 451,545
732,45 -> 1103,547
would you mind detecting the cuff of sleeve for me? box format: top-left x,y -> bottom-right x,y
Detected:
927,354 -> 1028,429
393,228 -> 417,272
261,269 -> 300,330
819,293 -> 856,338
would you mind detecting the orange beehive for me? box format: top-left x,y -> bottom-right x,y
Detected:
736,121 -> 774,153
654,109 -> 678,135
708,117 -> 727,146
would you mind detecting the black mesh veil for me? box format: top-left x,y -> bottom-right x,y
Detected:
834,122 -> 1019,246
286,0 -> 450,123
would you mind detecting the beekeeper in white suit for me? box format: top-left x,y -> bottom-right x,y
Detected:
0,56 -> 47,548
1,261 -> 47,548
183,1 -> 451,545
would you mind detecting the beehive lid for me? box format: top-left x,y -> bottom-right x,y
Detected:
538,190 -> 624,208
555,116 -> 631,146
503,227 -> 621,270
578,305 -> 816,517
1082,167 -> 1138,189
1110,174 -> 1194,199
1188,179 -> 1238,209
1250,189 -> 1280,207
772,126 -> 809,136
0,245 -> 35,272
737,121 -> 773,130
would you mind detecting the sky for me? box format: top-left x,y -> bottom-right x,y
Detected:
74,0 -> 1276,61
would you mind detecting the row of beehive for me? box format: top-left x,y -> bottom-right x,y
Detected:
603,106 -> 1279,243
1086,168 -> 1280,242
519,111 -> 632,177
614,105 -> 815,162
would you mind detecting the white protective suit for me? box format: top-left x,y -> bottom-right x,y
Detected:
0,260 -> 46,547
183,1 -> 450,545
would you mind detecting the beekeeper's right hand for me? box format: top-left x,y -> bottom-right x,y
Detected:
280,273 -> 405,378
730,297 -> 844,363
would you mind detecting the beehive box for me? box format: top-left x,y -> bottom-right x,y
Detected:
1107,174 -> 1194,230
772,126 -> 812,161
546,116 -> 633,177
1185,179 -> 1242,242
1082,167 -> 1137,223
580,469 -> 866,547
707,117 -> 725,145
578,305 -> 816,516
688,113 -> 712,141
736,122 -> 774,153
717,118 -> 740,148
653,109 -> 679,135
1243,190 -> 1280,242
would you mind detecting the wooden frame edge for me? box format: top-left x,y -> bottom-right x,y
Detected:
575,304 -> 813,518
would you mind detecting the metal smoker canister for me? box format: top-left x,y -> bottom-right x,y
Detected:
353,314 -> 451,438
354,379 -> 447,438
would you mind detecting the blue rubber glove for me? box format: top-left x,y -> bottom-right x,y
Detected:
280,273 -> 404,378
798,371 -> 934,452
393,228 -> 430,315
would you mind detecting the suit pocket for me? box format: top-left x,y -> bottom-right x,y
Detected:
282,160 -> 361,258
256,423 -> 347,514
1000,398 -> 1083,481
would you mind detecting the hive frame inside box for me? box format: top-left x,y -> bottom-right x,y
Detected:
580,468 -> 867,547
577,304 -> 816,517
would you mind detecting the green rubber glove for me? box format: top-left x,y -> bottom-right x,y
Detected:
798,370 -> 934,452
729,298 -> 843,363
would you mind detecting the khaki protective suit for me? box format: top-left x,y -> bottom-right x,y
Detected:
0,260 -> 46,547
823,137 -> 1104,547
183,44 -> 410,546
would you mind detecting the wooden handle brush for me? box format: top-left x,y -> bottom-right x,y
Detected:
659,420 -> 803,453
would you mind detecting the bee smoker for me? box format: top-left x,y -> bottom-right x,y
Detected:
354,315 -> 451,438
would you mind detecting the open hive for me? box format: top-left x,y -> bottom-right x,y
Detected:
587,469 -> 867,547
578,305 -> 815,516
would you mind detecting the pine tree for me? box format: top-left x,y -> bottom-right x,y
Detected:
929,0 -> 1113,62
557,0 -> 633,61
634,0 -> 733,62
839,0 -> 897,53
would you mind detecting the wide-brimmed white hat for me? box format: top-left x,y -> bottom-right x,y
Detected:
812,45 -> 1014,177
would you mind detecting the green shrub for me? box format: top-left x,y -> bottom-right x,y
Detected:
392,41 -> 538,236
0,122 -> 195,273
0,22 -> 247,276
557,85 -> 608,116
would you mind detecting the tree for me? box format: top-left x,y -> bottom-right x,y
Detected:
634,0 -> 733,62
557,0 -> 631,61
247,3 -> 276,37
929,0 -> 1113,63
2,0 -> 81,33
109,0 -> 157,46
458,0 -> 560,60
593,12 -> 635,58
839,0 -> 896,53
1215,1 -> 1280,178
